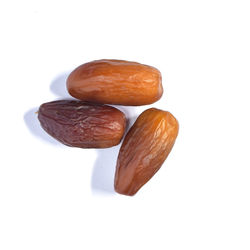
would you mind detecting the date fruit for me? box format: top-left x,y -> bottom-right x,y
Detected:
114,108 -> 179,196
66,59 -> 163,106
38,100 -> 126,148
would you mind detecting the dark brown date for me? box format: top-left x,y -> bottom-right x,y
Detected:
38,100 -> 126,148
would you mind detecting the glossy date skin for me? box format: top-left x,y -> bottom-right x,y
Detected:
114,108 -> 179,196
38,100 -> 126,148
67,59 -> 163,106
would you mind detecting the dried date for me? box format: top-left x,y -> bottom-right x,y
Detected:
66,59 -> 163,106
114,108 -> 179,196
38,100 -> 126,148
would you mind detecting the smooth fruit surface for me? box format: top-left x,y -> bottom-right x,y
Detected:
114,108 -> 179,196
67,59 -> 163,106
38,100 -> 126,148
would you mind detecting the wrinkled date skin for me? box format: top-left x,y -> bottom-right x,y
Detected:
114,108 -> 179,196
38,100 -> 126,148
67,59 -> 163,106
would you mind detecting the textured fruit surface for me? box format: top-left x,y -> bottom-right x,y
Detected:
114,108 -> 179,196
67,59 -> 163,106
38,100 -> 126,148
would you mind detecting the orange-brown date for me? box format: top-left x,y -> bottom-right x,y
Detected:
114,108 -> 179,196
66,59 -> 163,106
38,100 -> 126,148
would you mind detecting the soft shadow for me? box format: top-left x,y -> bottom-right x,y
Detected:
23,108 -> 61,145
91,145 -> 120,195
50,72 -> 71,98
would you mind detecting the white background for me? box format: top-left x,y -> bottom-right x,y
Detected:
0,0 -> 250,249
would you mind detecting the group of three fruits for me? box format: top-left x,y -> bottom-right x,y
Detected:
38,59 -> 179,196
